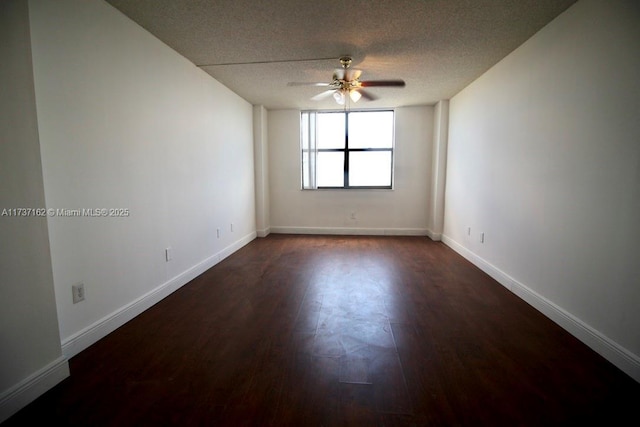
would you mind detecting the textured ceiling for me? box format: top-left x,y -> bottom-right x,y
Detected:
105,0 -> 577,110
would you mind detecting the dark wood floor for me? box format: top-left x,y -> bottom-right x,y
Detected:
5,235 -> 639,426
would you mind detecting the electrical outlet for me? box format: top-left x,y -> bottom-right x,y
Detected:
350,212 -> 356,220
165,247 -> 172,262
230,223 -> 234,232
216,228 -> 220,238
72,283 -> 85,304
467,227 -> 471,236
480,232 -> 485,243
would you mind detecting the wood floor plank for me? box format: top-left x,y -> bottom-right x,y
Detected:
5,235 -> 639,426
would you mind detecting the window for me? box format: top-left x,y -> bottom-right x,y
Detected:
301,110 -> 394,189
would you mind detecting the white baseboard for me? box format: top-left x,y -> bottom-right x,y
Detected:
426,229 -> 442,241
0,356 -> 69,423
441,234 -> 640,383
256,227 -> 270,238
61,231 -> 257,359
270,226 -> 429,236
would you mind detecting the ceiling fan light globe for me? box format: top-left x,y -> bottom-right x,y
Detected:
349,90 -> 362,103
333,90 -> 346,105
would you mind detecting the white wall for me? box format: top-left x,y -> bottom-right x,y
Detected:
29,0 -> 256,356
268,106 -> 434,235
427,100 -> 449,240
444,0 -> 640,379
253,105 -> 270,237
0,0 -> 69,421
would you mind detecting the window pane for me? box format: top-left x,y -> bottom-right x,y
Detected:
302,151 -> 311,188
349,151 -> 392,187
317,113 -> 345,149
348,111 -> 393,149
317,152 -> 344,187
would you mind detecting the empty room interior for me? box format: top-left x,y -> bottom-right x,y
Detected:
1,0 -> 639,425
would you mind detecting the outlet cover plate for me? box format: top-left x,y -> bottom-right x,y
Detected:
72,283 -> 85,304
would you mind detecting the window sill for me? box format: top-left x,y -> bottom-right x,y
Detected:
301,187 -> 394,191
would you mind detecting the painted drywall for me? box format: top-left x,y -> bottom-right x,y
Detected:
253,105 -> 270,237
29,0 -> 256,354
427,100 -> 449,240
0,0 -> 68,421
268,106 -> 433,235
444,0 -> 640,377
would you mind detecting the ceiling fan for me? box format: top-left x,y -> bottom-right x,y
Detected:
287,56 -> 405,105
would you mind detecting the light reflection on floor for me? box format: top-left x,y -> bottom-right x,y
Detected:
294,249 -> 411,411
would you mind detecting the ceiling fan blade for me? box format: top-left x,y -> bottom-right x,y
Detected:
287,82 -> 331,87
360,79 -> 406,87
357,89 -> 378,101
311,89 -> 336,101
345,68 -> 362,81
333,68 -> 346,80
